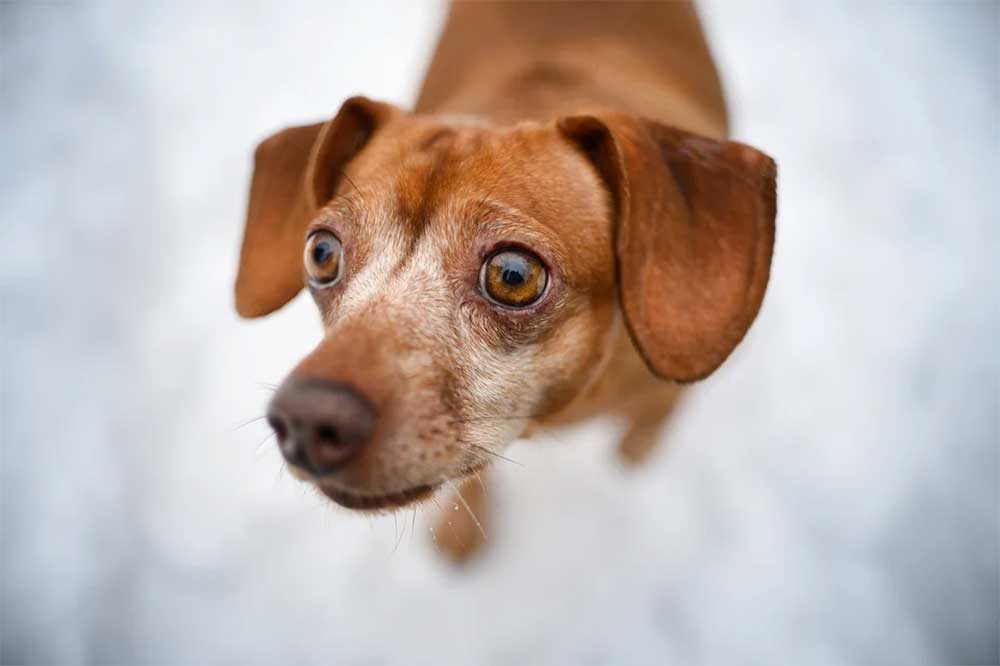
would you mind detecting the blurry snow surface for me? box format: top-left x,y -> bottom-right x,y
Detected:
1,1 -> 997,663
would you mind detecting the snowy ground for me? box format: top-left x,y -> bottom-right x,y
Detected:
2,1 -> 997,663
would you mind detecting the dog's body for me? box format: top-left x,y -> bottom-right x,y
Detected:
418,2 -> 728,132
236,1 -> 775,561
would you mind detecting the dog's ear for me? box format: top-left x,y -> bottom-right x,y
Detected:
235,96 -> 399,318
558,114 -> 776,382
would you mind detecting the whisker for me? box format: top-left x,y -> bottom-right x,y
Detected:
340,171 -> 366,205
447,480 -> 487,542
410,507 -> 417,544
430,495 -> 461,544
469,443 -> 524,467
232,414 -> 267,432
392,513 -> 404,554
256,431 -> 276,453
473,470 -> 487,495
275,460 -> 287,489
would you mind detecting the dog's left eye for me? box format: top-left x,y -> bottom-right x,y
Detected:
304,230 -> 343,286
480,249 -> 548,307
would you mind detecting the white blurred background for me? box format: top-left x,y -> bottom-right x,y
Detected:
2,1 -> 997,663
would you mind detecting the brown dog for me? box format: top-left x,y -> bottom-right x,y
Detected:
235,1 -> 776,562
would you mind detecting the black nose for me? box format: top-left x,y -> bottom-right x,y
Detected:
266,379 -> 376,476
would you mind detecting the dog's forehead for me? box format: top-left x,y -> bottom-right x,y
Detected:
346,117 -> 612,245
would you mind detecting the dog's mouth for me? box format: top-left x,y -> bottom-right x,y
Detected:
316,483 -> 438,511
312,462 -> 488,512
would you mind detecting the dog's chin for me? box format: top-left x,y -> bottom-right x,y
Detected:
316,483 -> 438,512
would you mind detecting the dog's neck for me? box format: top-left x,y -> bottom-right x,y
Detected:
415,1 -> 728,137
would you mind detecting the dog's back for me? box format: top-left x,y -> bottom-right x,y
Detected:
417,1 -> 728,135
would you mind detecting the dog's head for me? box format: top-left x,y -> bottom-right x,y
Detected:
236,97 -> 775,510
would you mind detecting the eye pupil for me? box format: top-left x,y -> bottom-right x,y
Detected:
312,242 -> 331,265
501,268 -> 524,286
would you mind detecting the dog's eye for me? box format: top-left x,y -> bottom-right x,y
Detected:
304,230 -> 343,286
481,249 -> 547,307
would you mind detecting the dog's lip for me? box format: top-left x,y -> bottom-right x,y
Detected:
312,462 -> 488,512
317,483 -> 438,511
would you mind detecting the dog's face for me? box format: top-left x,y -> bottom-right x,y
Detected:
236,98 -> 776,510
283,115 -> 619,508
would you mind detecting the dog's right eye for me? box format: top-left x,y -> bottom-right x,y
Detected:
304,230 -> 343,287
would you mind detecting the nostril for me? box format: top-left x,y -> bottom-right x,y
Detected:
267,414 -> 288,443
315,424 -> 341,447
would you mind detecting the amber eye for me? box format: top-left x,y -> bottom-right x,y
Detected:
304,230 -> 343,286
480,249 -> 548,307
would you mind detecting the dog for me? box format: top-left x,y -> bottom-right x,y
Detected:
235,0 -> 776,562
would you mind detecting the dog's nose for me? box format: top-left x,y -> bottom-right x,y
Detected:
266,379 -> 376,476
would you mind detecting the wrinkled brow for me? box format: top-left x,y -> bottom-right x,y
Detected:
392,130 -> 491,231
467,200 -> 570,266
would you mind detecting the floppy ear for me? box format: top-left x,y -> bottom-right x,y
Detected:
558,114 -> 776,382
235,96 -> 399,318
